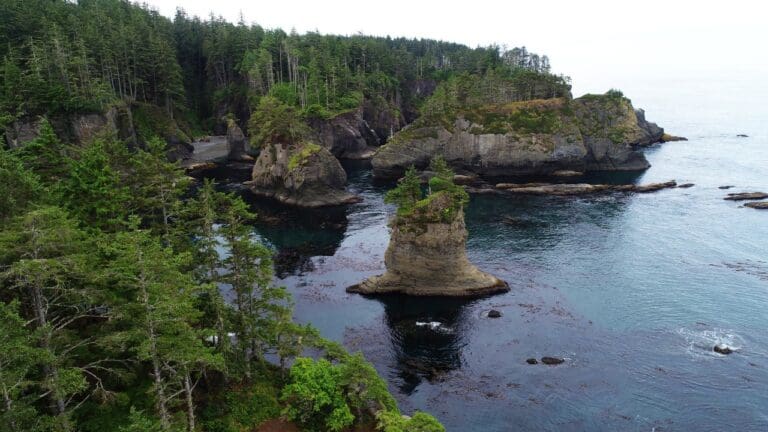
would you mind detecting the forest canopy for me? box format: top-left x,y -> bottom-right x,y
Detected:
0,0 -> 569,140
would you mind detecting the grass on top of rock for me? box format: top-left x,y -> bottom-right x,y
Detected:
464,98 -> 567,135
385,157 -> 469,225
288,142 -> 323,171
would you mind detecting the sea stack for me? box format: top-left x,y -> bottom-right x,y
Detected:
249,141 -> 360,207
349,161 -> 508,296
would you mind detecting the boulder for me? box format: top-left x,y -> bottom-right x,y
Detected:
348,192 -> 508,296
372,93 -> 665,179
736,134 -> 749,138
541,357 -> 565,365
678,183 -> 695,188
487,310 -> 502,318
719,185 -> 735,190
724,192 -> 768,201
714,344 -> 734,355
307,109 -> 379,159
526,358 -> 539,365
249,141 -> 360,207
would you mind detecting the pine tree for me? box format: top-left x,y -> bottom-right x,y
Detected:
106,226 -> 222,431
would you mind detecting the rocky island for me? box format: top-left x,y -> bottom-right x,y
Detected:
349,159 -> 508,296
246,97 -> 360,207
373,85 -> 669,179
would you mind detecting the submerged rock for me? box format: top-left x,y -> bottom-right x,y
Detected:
541,357 -> 565,365
552,170 -> 584,177
492,180 -> 677,196
372,93 -> 666,179
736,134 -> 749,138
678,183 -> 695,188
745,201 -> 768,210
526,358 -> 538,365
348,192 -> 508,296
487,310 -> 502,318
719,185 -> 735,190
714,344 -> 734,355
723,192 -> 768,201
661,133 -> 688,142
249,141 -> 361,207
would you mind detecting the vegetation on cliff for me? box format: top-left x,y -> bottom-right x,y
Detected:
385,157 -> 469,225
0,124 -> 442,431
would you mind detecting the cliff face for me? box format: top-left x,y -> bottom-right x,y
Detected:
349,192 -> 507,296
372,94 -> 664,178
5,105 -> 137,149
307,109 -> 380,159
249,141 -> 360,207
4,103 -> 194,160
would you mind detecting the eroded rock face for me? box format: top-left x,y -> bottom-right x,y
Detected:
226,121 -> 251,161
348,193 -> 507,296
307,109 -> 379,159
4,105 -> 137,149
249,142 -> 360,207
372,95 -> 665,179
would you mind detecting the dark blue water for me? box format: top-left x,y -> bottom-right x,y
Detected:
238,76 -> 768,431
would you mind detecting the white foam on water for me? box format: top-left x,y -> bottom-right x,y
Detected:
676,327 -> 746,357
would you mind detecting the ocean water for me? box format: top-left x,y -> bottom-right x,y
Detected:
232,74 -> 768,431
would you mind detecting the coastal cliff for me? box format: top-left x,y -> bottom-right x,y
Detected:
372,91 -> 665,178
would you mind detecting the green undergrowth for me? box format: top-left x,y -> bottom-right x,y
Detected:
288,142 -> 322,171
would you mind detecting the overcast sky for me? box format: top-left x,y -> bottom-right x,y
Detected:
142,0 -> 766,96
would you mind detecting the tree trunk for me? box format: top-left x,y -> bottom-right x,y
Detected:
183,372 -> 195,432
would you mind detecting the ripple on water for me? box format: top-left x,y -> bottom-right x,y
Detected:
676,326 -> 746,358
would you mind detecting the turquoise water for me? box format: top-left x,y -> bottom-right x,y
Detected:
232,75 -> 768,431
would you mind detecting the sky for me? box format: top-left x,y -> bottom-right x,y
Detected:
142,0 -> 767,96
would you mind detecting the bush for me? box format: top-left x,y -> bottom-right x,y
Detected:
281,358 -> 354,432
376,410 -> 445,432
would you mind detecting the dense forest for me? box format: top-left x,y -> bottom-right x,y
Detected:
0,0 -> 569,142
0,1 -> 571,431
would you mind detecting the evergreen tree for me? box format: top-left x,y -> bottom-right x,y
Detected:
106,226 -> 222,431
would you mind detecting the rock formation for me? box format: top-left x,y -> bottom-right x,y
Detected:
348,191 -> 508,296
249,141 -> 360,207
489,180 -> 679,196
372,93 -> 666,179
225,119 -> 251,161
307,109 -> 380,159
4,103 -> 193,160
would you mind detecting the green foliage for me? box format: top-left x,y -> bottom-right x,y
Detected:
376,411 -> 446,432
386,157 -> 468,225
0,147 -> 42,223
15,117 -> 69,183
282,358 -> 355,432
384,166 -> 423,216
132,103 -> 191,145
118,408 -> 163,432
59,137 -> 130,231
126,136 -> 191,239
248,96 -> 309,148
288,142 -> 322,171
419,70 -> 570,128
